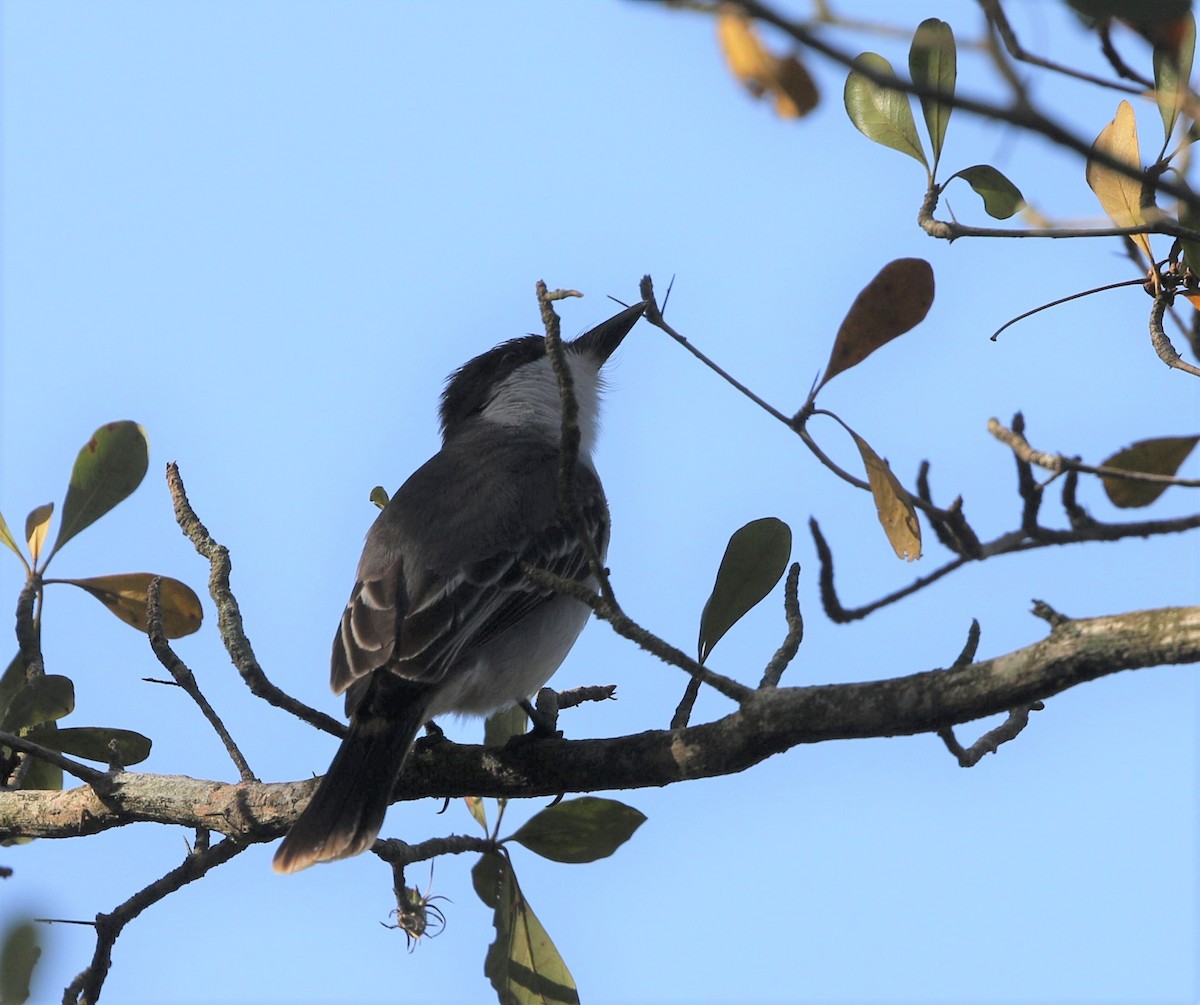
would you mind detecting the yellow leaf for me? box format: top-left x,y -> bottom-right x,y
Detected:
1085,100 -> 1154,266
464,796 -> 488,831
24,503 -> 53,568
55,573 -> 204,638
716,9 -> 772,98
716,11 -> 818,121
852,432 -> 922,561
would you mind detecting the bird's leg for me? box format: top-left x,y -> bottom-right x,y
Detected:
519,693 -> 562,739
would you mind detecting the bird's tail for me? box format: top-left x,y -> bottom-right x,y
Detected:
272,705 -> 425,874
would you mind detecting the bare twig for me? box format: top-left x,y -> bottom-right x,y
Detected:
811,517 -> 970,623
63,835 -> 246,1005
988,417 -> 1200,488
938,702 -> 1044,767
536,281 -> 618,604
146,577 -> 257,782
977,0 -> 1145,94
951,619 -> 982,669
920,183 -> 1200,245
554,684 -> 617,708
670,679 -> 702,731
165,463 -> 345,738
373,833 -> 495,868
1150,288 -> 1200,377
14,578 -> 44,679
759,563 -> 803,688
0,729 -> 112,792
639,275 -> 794,427
521,564 -> 752,704
810,488 -> 1200,624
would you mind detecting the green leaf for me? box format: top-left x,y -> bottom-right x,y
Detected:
1100,435 -> 1199,507
844,52 -> 927,169
909,18 -> 956,170
0,510 -> 27,566
476,852 -> 579,1005
369,485 -> 390,510
0,919 -> 41,1005
23,503 -> 53,570
1154,14 -> 1196,141
819,258 -> 935,389
23,724 -> 152,766
1180,198 -> 1200,274
18,751 -> 63,792
48,421 -> 149,563
0,675 -> 74,733
952,165 -> 1026,220
52,573 -> 203,638
509,797 -> 646,864
484,705 -> 528,747
0,654 -> 28,727
851,431 -> 922,561
472,850 -> 506,910
698,517 -> 792,663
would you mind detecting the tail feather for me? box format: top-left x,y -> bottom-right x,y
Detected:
273,706 -> 425,874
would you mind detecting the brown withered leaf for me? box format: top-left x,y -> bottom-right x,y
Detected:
852,431 -> 922,561
1100,434 -> 1198,508
717,11 -> 818,120
772,54 -> 819,119
820,258 -> 934,389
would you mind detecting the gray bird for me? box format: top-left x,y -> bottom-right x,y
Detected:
273,301 -> 644,873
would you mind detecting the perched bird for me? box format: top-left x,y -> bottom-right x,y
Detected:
273,301 -> 644,873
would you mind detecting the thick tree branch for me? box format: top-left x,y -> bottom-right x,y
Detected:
4,604 -> 1196,843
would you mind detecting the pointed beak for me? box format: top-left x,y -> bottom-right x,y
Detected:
569,301 -> 646,364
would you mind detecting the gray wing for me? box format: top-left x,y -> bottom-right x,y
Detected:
329,434 -> 609,701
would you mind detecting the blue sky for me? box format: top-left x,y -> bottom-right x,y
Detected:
2,2 -> 1197,1003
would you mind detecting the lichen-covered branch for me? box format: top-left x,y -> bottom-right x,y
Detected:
4,604 -> 1196,845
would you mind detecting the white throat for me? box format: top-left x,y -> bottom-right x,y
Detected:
479,352 -> 603,457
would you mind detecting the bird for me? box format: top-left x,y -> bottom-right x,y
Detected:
272,300 -> 645,873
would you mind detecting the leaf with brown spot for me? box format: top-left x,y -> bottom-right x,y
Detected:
1100,435 -> 1199,508
852,431 -> 922,561
49,421 -> 149,562
819,258 -> 934,389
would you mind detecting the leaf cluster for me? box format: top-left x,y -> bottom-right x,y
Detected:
1,423 -> 203,798
463,787 -> 645,1005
